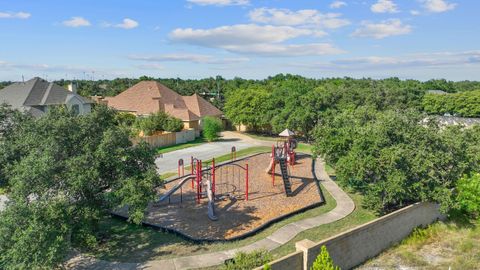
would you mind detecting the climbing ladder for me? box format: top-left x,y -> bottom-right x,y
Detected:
278,158 -> 292,196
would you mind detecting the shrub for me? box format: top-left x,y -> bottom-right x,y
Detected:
311,246 -> 340,270
456,173 -> 480,219
165,117 -> 184,132
203,116 -> 223,142
221,250 -> 272,270
114,112 -> 136,127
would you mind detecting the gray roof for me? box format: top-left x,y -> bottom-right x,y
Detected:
0,77 -> 93,113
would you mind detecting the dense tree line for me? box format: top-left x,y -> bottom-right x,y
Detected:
314,107 -> 480,214
423,90 -> 480,117
225,76 -> 425,140
3,74 -> 480,111
0,105 -> 160,269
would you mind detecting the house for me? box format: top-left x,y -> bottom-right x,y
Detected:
0,77 -> 93,117
100,81 -> 223,131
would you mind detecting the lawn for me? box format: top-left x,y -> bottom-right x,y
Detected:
155,137 -> 206,155
359,219 -> 480,269
270,191 -> 376,259
91,178 -> 376,264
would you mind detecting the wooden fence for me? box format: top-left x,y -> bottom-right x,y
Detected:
131,129 -> 196,148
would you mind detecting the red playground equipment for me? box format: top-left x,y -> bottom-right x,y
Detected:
157,155 -> 249,221
266,129 -> 297,197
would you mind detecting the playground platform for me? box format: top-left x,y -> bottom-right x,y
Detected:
117,153 -> 324,241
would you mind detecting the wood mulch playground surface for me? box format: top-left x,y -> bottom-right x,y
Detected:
119,153 -> 324,241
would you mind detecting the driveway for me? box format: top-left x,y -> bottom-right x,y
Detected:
155,131 -> 271,175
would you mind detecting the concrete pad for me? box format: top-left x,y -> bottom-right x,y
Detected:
267,223 -> 305,244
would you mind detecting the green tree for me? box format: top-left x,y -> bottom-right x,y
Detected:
0,106 -> 161,269
224,86 -> 273,132
202,116 -> 223,142
456,173 -> 480,219
314,108 -> 479,214
134,112 -> 183,135
311,246 -> 340,270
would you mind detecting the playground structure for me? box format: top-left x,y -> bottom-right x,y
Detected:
156,146 -> 249,222
113,130 -> 324,241
266,131 -> 298,197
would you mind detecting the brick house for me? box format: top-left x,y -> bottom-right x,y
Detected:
100,81 -> 223,131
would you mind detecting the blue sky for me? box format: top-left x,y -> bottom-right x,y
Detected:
1,0 -> 479,81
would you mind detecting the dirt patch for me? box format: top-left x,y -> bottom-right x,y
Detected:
124,153 -> 323,241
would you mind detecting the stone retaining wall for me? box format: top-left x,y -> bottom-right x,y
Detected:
256,202 -> 444,270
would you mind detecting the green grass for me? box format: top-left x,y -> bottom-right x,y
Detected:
360,219 -> 480,269
92,179 -> 376,265
156,137 -> 206,155
324,164 -> 336,176
0,187 -> 6,195
270,192 -> 376,258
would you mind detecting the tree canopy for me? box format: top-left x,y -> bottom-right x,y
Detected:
0,105 -> 160,269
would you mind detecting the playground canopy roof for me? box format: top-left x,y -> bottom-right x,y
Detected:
279,129 -> 295,137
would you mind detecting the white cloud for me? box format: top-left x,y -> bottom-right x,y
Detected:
113,18 -> 139,29
290,50 -> 480,70
220,43 -> 345,57
187,0 -> 249,6
352,19 -> 411,39
129,54 -> 249,64
248,8 -> 350,29
330,1 -> 347,9
170,24 -> 344,56
0,11 -> 31,19
62,17 -> 91,27
371,0 -> 399,13
170,24 -> 313,46
421,0 -> 456,13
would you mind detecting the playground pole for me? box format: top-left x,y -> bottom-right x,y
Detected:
212,158 -> 216,194
196,160 -> 201,204
246,163 -> 249,201
191,156 -> 194,189
271,145 -> 275,186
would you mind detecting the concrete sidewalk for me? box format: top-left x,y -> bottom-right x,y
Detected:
67,159 -> 355,270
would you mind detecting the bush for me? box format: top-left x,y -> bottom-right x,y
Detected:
114,112 -> 136,127
221,250 -> 272,270
202,116 -> 223,142
134,112 -> 183,136
311,246 -> 340,270
456,173 -> 480,219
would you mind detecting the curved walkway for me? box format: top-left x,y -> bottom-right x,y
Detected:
67,159 -> 355,270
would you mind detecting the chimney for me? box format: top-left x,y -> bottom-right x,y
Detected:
67,82 -> 77,93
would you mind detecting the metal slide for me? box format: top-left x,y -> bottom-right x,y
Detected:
157,175 -> 196,202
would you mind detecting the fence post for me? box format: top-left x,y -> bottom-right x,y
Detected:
245,163 -> 249,201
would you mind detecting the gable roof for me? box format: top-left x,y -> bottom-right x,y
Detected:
0,77 -> 93,114
104,81 -> 223,121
